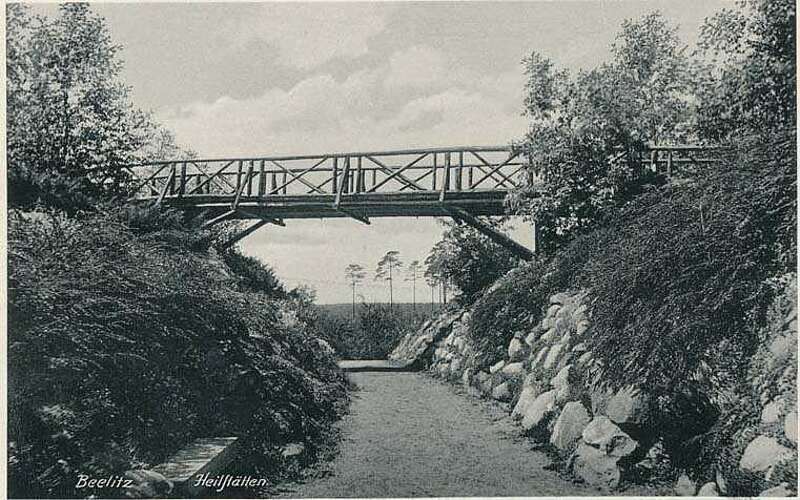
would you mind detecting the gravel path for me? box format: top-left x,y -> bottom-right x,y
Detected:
273,372 -> 600,498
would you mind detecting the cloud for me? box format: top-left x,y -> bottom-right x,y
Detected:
384,46 -> 448,90
229,3 -> 389,70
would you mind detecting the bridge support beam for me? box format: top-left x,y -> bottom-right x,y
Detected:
442,206 -> 534,261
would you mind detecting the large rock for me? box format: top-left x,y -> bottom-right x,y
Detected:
550,402 -> 591,451
582,416 -> 637,458
123,470 -> 173,498
492,382 -> 513,402
760,483 -> 794,497
501,362 -> 525,379
512,386 -> 538,421
531,347 -> 549,369
508,337 -> 530,362
461,368 -> 473,387
784,410 -> 797,444
697,481 -> 719,496
489,360 -> 506,374
606,386 -> 649,426
740,435 -> 794,473
674,473 -> 695,496
543,342 -> 564,370
551,365 -> 578,403
762,399 -> 785,424
550,292 -> 572,305
521,390 -> 558,431
572,442 -> 621,491
590,387 -> 614,415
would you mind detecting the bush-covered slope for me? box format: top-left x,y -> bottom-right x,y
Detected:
7,206 -> 349,498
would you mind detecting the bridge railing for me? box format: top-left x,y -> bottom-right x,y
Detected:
121,145 -> 721,202
123,146 -> 529,202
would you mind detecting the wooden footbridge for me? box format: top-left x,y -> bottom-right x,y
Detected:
123,145 -> 716,259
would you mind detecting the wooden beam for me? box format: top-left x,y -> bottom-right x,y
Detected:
155,165 -> 177,205
335,156 -> 352,207
202,209 -> 237,229
335,206 -> 370,225
187,160 -> 236,195
270,158 -> 327,194
231,164 -> 254,210
219,220 -> 271,249
366,153 -> 428,193
442,205 -> 533,261
365,155 -> 425,191
469,151 -> 520,190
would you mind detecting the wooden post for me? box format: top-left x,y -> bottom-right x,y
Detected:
332,157 -> 339,194
177,162 -> 187,197
258,160 -> 266,196
440,153 -> 450,202
282,171 -> 287,194
271,171 -> 277,193
235,160 -> 243,193
432,153 -> 438,191
456,151 -> 463,191
650,150 -> 658,173
246,160 -> 254,196
356,156 -> 364,192
532,220 -> 541,255
371,166 -> 377,189
667,150 -> 673,177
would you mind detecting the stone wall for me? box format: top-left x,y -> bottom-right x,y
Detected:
389,277 -> 798,496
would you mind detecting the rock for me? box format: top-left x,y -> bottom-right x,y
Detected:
546,304 -> 561,318
674,473 -> 695,496
572,442 -> 621,491
489,360 -> 506,374
582,416 -> 637,458
525,329 -> 540,346
760,483 -> 794,497
124,470 -> 172,498
715,469 -> 728,495
606,386 -> 649,426
550,402 -> 591,451
572,342 -> 587,353
762,400 -> 784,424
508,337 -> 530,362
539,328 -> 556,343
740,435 -> 794,473
521,390 -> 558,431
784,410 -> 797,444
550,292 -> 571,305
449,358 -> 463,377
531,347 -> 549,369
578,351 -> 593,366
501,362 -> 525,378
492,382 -> 513,402
512,386 -> 538,420
576,320 -> 591,336
572,303 -> 588,322
697,481 -> 719,496
543,343 -> 564,370
461,368 -> 472,387
551,365 -> 577,403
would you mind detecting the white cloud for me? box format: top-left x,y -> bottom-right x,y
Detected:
384,46 -> 448,90
229,3 -> 389,70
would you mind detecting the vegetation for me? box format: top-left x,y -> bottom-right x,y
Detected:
7,206 -> 348,498
6,4 -> 350,498
344,264 -> 367,320
374,251 -> 403,309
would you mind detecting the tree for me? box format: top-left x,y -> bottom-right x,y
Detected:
375,251 -> 402,309
405,260 -> 422,311
425,220 -> 519,304
694,0 -> 796,141
6,3 -> 188,212
509,11 -> 695,252
344,264 -> 366,320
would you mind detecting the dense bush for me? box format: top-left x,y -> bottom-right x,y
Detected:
313,303 -> 427,360
7,206 -> 348,498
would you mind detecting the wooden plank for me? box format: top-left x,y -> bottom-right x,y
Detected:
432,153 -> 438,191
366,153 -> 428,193
440,153 -> 450,202
332,157 -> 339,194
201,209 -> 237,229
156,165 -> 176,205
335,156 -> 351,207
220,220 -> 271,249
231,164 -> 254,210
366,155 -> 425,191
151,437 -> 240,496
258,160 -> 266,196
187,160 -> 236,195
356,156 -> 364,193
443,206 -> 533,261
469,151 -> 519,189
177,162 -> 187,197
270,157 -> 327,195
470,151 -> 515,188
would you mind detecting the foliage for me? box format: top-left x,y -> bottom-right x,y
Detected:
7,206 -> 348,498
694,0 -> 796,141
221,248 -> 286,297
344,263 -> 367,319
425,219 -> 519,304
509,11 -> 693,251
6,4 -> 191,213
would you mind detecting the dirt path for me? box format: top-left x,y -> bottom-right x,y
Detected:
273,372 -> 601,498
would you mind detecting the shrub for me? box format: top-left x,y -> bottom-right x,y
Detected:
7,206 -> 348,498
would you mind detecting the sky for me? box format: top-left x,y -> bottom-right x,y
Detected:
32,1 -> 730,303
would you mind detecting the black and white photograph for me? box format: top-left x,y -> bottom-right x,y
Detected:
4,1 -> 798,498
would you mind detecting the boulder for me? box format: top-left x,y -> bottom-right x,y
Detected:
525,329 -> 540,347
578,351 -> 593,366
606,386 -> 649,426
450,358 -> 463,377
572,442 -> 621,491
550,292 -> 572,305
492,382 -> 513,402
531,347 -> 549,369
576,320 -> 591,336
572,342 -> 587,353
501,362 -> 525,378
123,470 -> 173,498
759,483 -> 794,497
512,385 -> 539,421
582,416 -> 637,458
715,469 -> 728,495
539,328 -> 556,343
550,402 -> 591,451
489,360 -> 506,374
551,365 -> 578,403
461,368 -> 473,387
590,387 -> 614,415
521,390 -> 558,431
762,400 -> 784,424
674,473 -> 695,496
697,481 -> 719,496
546,304 -> 561,318
740,435 -> 794,473
784,410 -> 797,444
508,337 -> 530,362
543,343 -> 564,370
